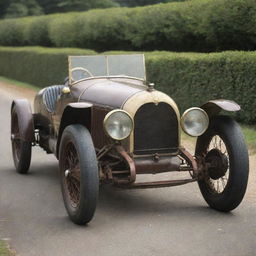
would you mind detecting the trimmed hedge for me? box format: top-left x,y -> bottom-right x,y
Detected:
0,0 -> 256,52
0,47 -> 256,124
0,47 -> 96,86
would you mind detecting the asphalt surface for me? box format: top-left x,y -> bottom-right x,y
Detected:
0,82 -> 255,256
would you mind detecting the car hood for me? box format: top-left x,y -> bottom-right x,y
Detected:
71,77 -> 147,109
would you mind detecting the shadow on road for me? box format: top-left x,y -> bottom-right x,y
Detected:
2,154 -> 238,235
98,185 -> 235,219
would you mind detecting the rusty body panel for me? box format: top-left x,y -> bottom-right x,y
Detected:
31,58 -> 242,189
134,155 -> 181,174
11,54 -> 249,226
31,76 -> 207,187
72,77 -> 146,108
91,106 -> 112,149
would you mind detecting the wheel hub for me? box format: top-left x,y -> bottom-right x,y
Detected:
65,169 -> 70,177
205,149 -> 228,180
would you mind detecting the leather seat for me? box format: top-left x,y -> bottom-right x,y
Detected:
43,85 -> 65,112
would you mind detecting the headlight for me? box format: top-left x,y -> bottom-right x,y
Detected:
181,107 -> 209,137
104,110 -> 133,140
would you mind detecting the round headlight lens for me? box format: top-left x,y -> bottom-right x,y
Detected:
104,110 -> 133,140
181,108 -> 209,137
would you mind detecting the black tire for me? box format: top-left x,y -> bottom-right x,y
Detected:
59,124 -> 99,225
195,115 -> 249,212
11,106 -> 32,174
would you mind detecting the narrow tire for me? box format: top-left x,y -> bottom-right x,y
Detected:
59,124 -> 99,225
11,106 -> 32,174
196,115 -> 249,212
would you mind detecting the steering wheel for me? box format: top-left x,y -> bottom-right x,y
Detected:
71,67 -> 93,82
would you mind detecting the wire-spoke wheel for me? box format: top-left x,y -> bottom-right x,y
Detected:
63,142 -> 81,209
204,135 -> 230,194
196,115 -> 249,212
11,106 -> 31,174
59,124 -> 99,225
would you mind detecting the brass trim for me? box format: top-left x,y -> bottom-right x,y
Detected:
122,90 -> 181,153
70,75 -> 146,87
103,109 -> 134,141
180,107 -> 209,137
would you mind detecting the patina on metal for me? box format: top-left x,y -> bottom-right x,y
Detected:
11,54 -> 249,226
17,54 -> 242,189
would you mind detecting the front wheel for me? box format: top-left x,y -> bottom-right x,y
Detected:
59,124 -> 99,225
195,115 -> 249,212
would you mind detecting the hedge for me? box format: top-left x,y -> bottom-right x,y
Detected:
0,46 -> 256,124
0,0 -> 256,52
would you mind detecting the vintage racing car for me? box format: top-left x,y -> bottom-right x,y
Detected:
11,54 -> 249,225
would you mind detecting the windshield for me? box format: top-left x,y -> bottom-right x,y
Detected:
68,54 -> 146,83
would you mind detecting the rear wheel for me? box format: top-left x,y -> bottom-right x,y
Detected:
196,115 -> 249,212
59,124 -> 99,225
11,106 -> 32,174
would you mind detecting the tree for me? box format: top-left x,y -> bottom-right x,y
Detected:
5,0 -> 43,18
37,0 -> 118,14
0,0 -> 10,18
1,0 -> 118,18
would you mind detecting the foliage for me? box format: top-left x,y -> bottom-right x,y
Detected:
4,0 -> 43,18
115,0 -> 186,7
0,0 -> 255,52
0,0 -> 118,19
145,51 -> 256,124
36,0 -> 118,14
241,125 -> 256,153
0,241 -> 13,256
0,46 -> 256,124
0,47 -> 95,86
0,0 -> 10,18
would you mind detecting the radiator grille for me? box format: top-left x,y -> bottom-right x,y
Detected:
134,102 -> 179,155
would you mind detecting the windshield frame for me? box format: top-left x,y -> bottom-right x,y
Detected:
68,54 -> 146,85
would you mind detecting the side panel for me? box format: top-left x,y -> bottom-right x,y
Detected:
91,106 -> 113,150
56,103 -> 92,157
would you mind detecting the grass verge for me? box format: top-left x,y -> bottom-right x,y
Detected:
0,76 -> 255,153
241,125 -> 256,154
0,76 -> 39,91
0,241 -> 14,256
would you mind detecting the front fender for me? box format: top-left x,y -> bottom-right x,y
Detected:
11,99 -> 35,142
56,102 -> 93,157
200,99 -> 240,117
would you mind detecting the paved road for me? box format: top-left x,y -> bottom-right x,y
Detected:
0,82 -> 255,256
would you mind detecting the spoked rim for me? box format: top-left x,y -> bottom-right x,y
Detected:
11,111 -> 21,165
204,135 -> 230,194
63,141 -> 81,208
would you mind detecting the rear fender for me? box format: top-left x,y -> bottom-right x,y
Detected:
11,99 -> 35,142
56,102 -> 92,157
200,99 -> 240,117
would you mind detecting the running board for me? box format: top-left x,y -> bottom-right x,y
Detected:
116,178 -> 197,189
